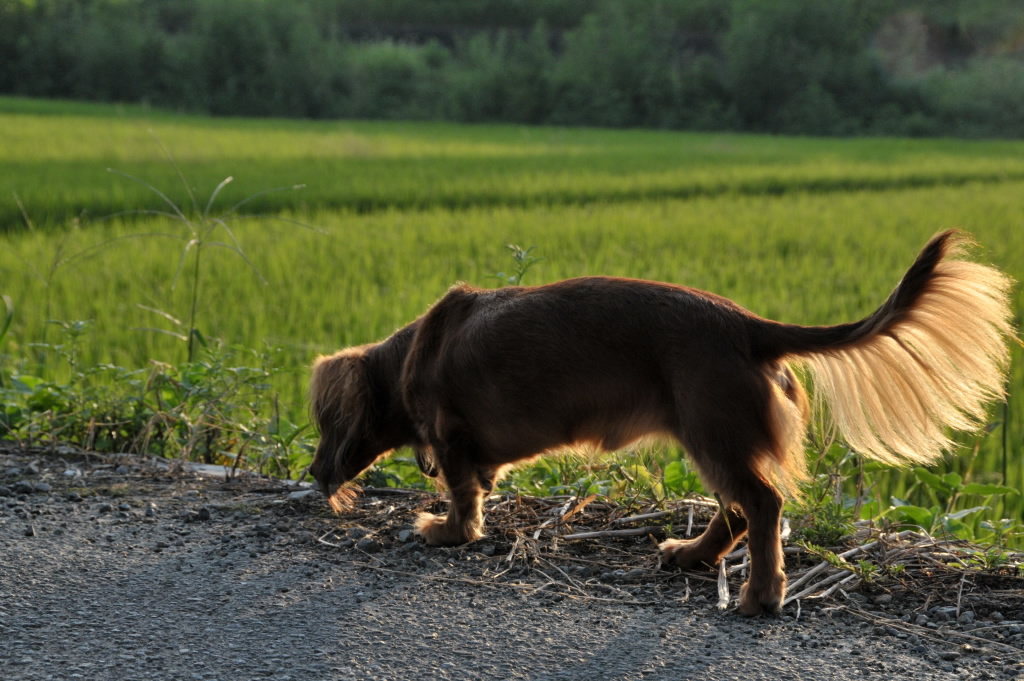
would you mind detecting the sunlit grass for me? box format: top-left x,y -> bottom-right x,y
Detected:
4,179 -> 1021,410
6,95 -> 1024,229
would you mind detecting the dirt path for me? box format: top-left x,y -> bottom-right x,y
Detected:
1,448 -> 1022,681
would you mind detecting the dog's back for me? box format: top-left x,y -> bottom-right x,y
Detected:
401,277 -> 783,461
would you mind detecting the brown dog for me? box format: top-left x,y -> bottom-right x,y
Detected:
309,230 -> 1014,615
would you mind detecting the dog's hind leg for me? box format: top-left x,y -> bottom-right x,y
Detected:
661,468 -> 785,615
729,474 -> 786,616
659,505 -> 748,569
662,361 -> 791,615
660,469 -> 785,615
660,473 -> 785,615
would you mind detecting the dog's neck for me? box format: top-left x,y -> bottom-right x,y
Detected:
363,322 -> 421,450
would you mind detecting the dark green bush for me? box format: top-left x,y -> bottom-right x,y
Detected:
1,0 -> 1023,137
722,0 -> 887,135
921,58 -> 1024,138
343,41 -> 446,120
549,3 -> 679,128
446,23 -> 554,124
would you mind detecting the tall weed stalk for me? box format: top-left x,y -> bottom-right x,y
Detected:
105,138 -> 306,361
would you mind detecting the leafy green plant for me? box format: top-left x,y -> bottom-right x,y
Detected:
798,542 -> 881,583
362,448 -> 433,490
4,320 -> 149,449
881,466 -> 1020,543
135,342 -> 322,478
978,518 -> 1021,550
787,444 -> 858,546
257,395 -> 314,479
0,312 -> 318,477
661,451 -> 706,497
499,454 -> 604,497
854,559 -> 880,584
491,243 -> 543,286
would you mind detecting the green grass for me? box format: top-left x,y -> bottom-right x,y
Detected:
1,98 -> 1022,544
6,94 -> 1024,229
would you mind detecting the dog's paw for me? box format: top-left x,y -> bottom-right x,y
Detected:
658,538 -> 717,570
414,512 -> 482,546
738,574 -> 785,617
414,512 -> 451,545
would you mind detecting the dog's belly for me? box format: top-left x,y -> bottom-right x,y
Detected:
466,383 -> 674,462
570,408 -> 670,452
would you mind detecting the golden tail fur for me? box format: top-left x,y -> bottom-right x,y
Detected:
754,231 -> 1014,471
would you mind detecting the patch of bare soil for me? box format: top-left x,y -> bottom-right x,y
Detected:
2,446 -> 1022,680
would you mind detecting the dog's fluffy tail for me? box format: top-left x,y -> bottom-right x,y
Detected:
753,230 -> 1015,465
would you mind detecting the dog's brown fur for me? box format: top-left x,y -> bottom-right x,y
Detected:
309,230 -> 1015,616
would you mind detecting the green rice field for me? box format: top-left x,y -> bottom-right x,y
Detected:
2,97 -> 1022,539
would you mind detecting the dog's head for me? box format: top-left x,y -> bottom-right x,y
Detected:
308,346 -> 385,511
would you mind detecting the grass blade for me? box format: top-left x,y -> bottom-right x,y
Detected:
171,239 -> 199,291
203,176 -> 234,221
220,184 -> 306,218
136,304 -> 183,328
0,294 -> 13,344
107,168 -> 190,225
133,326 -> 189,342
149,130 -> 201,218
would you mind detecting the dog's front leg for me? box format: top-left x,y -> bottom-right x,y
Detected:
415,454 -> 486,546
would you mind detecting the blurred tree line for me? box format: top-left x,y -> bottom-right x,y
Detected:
2,0 -> 1023,137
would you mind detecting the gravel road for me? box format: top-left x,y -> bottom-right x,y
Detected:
2,449 -> 1022,681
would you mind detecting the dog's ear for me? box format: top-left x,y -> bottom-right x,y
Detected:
310,349 -> 367,434
309,349 -> 372,510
